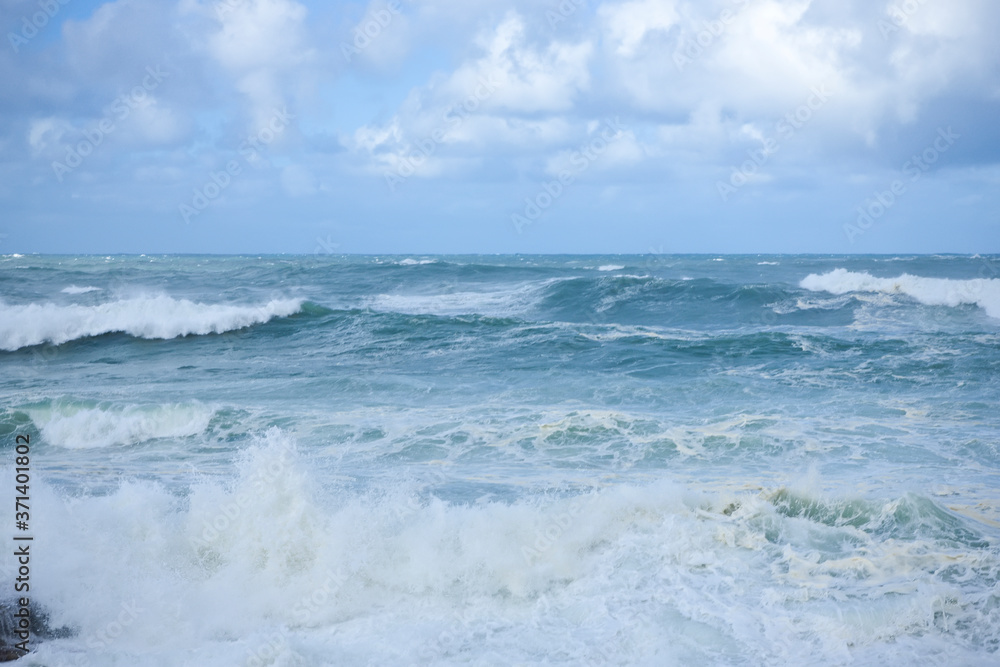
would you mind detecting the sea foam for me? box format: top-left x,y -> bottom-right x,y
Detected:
61,285 -> 102,294
11,428 -> 996,665
26,400 -> 215,448
0,295 -> 304,350
397,258 -> 439,266
368,279 -> 567,317
801,269 -> 1000,319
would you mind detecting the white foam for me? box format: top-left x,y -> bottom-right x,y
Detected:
61,285 -> 102,294
576,323 -> 694,343
801,269 -> 1000,319
597,264 -> 625,271
767,294 -> 854,314
368,279 -> 564,317
757,261 -> 779,266
397,258 -> 438,266
26,400 -> 215,448
15,432 -> 997,665
17,430 -> 997,665
0,295 -> 304,350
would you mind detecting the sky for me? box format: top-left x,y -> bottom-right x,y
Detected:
1,0 -> 999,254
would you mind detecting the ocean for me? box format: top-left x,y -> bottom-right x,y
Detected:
1,253 -> 999,666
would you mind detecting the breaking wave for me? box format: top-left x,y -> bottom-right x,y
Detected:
0,295 -> 305,350
801,270 -> 1000,319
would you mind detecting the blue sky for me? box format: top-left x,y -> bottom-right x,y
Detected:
2,0 -> 998,254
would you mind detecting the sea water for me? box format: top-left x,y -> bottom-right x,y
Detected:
0,254 -> 998,665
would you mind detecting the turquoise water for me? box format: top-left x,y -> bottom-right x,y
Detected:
1,254 -> 999,665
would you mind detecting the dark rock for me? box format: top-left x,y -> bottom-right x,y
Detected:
0,645 -> 21,662
0,598 -> 74,661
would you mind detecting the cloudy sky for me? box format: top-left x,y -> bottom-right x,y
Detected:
2,0 -> 999,253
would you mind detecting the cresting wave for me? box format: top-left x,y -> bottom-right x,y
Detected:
24,399 -> 215,448
60,285 -> 102,295
14,429 -> 998,665
396,258 -> 439,266
801,269 -> 1000,319
367,275 -> 793,322
367,278 -> 571,317
0,295 -> 305,350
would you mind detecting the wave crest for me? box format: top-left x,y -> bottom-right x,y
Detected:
801,269 -> 1000,319
61,285 -> 102,295
0,295 -> 304,350
26,399 -> 215,448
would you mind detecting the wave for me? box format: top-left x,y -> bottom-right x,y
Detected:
597,265 -> 625,271
362,273 -> 807,328
367,279 -> 567,318
397,258 -> 439,266
539,275 -> 794,322
24,399 -> 215,448
0,295 -> 305,350
61,285 -> 102,294
801,269 -> 1000,319
16,429 -> 999,664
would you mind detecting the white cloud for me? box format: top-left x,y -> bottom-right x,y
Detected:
444,13 -> 593,114
348,11 -> 594,177
200,0 -> 314,128
598,0 -> 680,57
208,0 -> 311,70
27,118 -> 73,157
344,0 -> 413,70
5,0 -> 998,252
117,98 -> 186,145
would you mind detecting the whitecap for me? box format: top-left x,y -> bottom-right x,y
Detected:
368,278 -> 568,317
801,269 -> 1000,319
61,285 -> 102,295
0,295 -> 304,350
27,400 -> 215,448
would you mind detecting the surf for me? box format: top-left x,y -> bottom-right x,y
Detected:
801,269 -> 1000,319
0,295 -> 305,350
